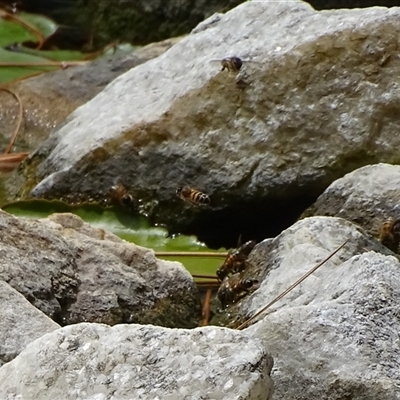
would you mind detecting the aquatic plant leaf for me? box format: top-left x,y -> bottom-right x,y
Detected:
0,17 -> 36,47
13,47 -> 88,62
18,12 -> 58,39
0,48 -> 57,83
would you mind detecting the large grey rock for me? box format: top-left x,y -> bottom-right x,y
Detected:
303,163 -> 400,239
0,210 -> 200,327
17,1 -> 400,246
0,322 -> 274,400
230,216 -> 400,399
0,280 -> 59,367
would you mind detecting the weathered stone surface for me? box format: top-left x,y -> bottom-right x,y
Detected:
0,37 -> 182,156
303,163 -> 400,240
15,1 -> 400,247
0,322 -> 274,400
224,216 -> 400,399
0,280 -> 59,367
0,210 -> 200,327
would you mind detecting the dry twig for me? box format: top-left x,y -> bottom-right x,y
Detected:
0,9 -> 45,49
0,88 -> 23,154
199,288 -> 213,327
155,251 -> 227,258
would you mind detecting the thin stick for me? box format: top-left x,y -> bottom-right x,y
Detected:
0,88 -> 23,154
200,288 -> 213,327
195,281 -> 221,287
155,251 -> 227,258
0,152 -> 29,172
236,240 -> 348,330
0,61 -> 88,68
192,274 -> 219,280
0,10 -> 44,49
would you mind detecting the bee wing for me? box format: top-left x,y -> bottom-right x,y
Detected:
242,60 -> 262,67
209,59 -> 222,66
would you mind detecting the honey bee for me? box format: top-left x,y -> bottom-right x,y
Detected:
220,56 -> 243,72
379,218 -> 400,253
216,240 -> 256,282
217,273 -> 259,307
210,56 -> 260,72
109,182 -> 136,211
176,186 -> 210,206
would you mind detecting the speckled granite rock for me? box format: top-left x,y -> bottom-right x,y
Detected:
0,280 -> 59,367
303,163 -> 400,240
0,210 -> 200,328
0,322 -> 274,400
230,216 -> 400,399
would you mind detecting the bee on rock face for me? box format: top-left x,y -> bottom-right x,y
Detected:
176,186 -> 210,206
220,56 -> 243,72
216,240 -> 256,282
210,56 -> 261,73
217,273 -> 259,307
379,217 -> 400,253
109,182 -> 136,211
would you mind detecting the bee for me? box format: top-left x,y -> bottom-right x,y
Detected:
217,273 -> 259,307
109,182 -> 136,211
210,56 -> 260,73
220,56 -> 243,72
176,186 -> 210,206
216,240 -> 256,282
379,218 -> 400,253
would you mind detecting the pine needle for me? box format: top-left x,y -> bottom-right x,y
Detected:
236,240 -> 348,330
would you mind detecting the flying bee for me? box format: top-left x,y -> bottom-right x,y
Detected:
216,240 -> 256,282
176,186 -> 210,206
379,217 -> 400,253
210,56 -> 260,72
217,273 -> 259,307
109,182 -> 136,211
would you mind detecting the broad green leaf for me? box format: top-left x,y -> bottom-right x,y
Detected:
0,17 -> 36,47
0,11 -> 57,47
0,48 -> 58,83
2,200 -> 223,278
17,12 -> 58,39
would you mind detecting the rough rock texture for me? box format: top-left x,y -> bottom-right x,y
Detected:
225,216 -> 400,399
0,210 -> 200,327
15,1 -> 400,247
303,163 -> 400,239
0,322 -> 274,400
0,280 -> 59,367
0,37 -> 182,156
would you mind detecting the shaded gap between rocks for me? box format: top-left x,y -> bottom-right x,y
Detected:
170,193 -> 319,249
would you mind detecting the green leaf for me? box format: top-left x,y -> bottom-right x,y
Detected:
0,17 -> 36,47
6,46 -> 88,62
0,48 -> 58,83
17,12 -> 58,39
2,200 -> 223,278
